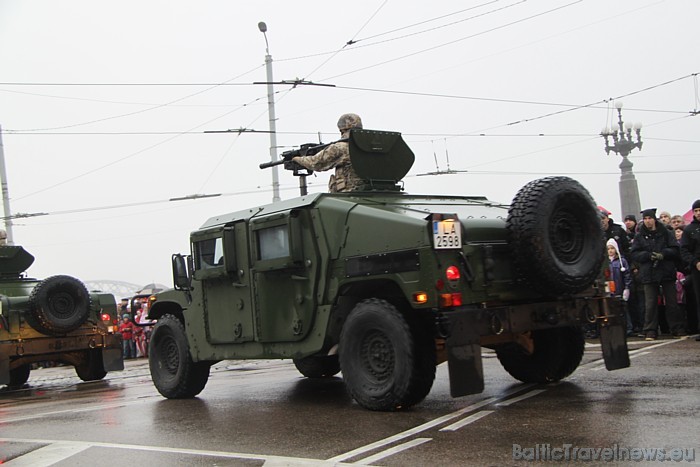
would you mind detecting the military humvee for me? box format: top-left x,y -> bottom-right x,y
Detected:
0,246 -> 124,387
147,130 -> 629,411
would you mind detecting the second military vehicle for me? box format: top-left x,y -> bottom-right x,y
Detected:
0,245 -> 124,387
147,130 -> 629,411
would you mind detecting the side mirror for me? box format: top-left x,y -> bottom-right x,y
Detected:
172,254 -> 192,291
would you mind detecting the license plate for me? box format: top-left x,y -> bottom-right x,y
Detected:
433,219 -> 461,249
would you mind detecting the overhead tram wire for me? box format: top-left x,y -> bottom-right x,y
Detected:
343,0 -> 527,50
1,184 -> 305,222
5,64 -> 265,133
271,0 -> 521,63
346,0 -> 501,44
299,1 -> 390,83
13,91 -> 274,202
320,0 -> 583,82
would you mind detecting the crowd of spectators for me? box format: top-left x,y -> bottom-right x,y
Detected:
118,298 -> 154,359
598,200 -> 700,342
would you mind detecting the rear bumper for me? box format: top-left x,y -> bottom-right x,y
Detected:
0,332 -> 123,384
443,295 -> 629,396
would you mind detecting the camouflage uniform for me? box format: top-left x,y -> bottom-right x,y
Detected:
293,113 -> 364,193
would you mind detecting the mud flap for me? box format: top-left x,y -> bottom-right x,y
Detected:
0,355 -> 9,385
599,320 -> 630,370
447,341 -> 484,397
102,347 -> 125,371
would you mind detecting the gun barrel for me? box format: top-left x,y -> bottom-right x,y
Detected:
259,159 -> 286,169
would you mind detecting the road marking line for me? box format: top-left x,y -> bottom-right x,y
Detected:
4,441 -> 90,466
326,384 -> 534,463
0,437 -> 355,466
440,410 -> 495,432
581,337 -> 686,372
495,389 -> 547,407
354,438 -> 432,465
0,399 -> 145,424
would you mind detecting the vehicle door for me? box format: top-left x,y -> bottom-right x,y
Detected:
192,222 -> 253,344
250,209 -> 320,342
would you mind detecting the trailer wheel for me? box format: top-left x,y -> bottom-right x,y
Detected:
293,355 -> 340,378
507,176 -> 604,295
339,299 -> 435,411
495,327 -> 585,384
26,275 -> 91,336
75,349 -> 107,382
149,314 -> 210,398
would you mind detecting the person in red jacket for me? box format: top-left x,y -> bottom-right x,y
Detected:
119,314 -> 136,359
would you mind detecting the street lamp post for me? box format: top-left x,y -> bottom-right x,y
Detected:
600,102 -> 643,220
0,125 -> 15,244
258,21 -> 281,202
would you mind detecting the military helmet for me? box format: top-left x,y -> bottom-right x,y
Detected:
337,113 -> 363,132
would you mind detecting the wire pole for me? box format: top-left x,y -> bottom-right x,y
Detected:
0,125 -> 15,244
259,22 -> 280,202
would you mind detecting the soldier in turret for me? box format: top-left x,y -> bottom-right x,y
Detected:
293,113 -> 364,193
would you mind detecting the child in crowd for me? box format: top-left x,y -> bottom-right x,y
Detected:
607,238 -> 633,335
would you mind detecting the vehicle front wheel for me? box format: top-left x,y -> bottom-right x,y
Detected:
149,314 -> 210,398
495,326 -> 584,384
339,299 -> 435,411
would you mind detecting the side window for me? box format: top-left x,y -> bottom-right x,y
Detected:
196,237 -> 224,269
257,225 -> 290,261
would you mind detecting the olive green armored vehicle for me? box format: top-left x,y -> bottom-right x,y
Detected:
147,130 -> 629,411
0,246 -> 124,387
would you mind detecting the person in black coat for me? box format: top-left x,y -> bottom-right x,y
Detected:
680,200 -> 700,341
600,208 -> 630,257
630,208 -> 687,340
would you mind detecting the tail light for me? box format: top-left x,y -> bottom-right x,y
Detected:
438,265 -> 462,307
439,293 -> 463,307
445,265 -> 460,281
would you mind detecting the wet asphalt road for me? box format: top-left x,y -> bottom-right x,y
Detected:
1,336 -> 699,466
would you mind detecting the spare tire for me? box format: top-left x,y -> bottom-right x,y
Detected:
506,176 -> 604,296
26,275 -> 91,335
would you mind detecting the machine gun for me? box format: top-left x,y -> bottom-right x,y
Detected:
259,139 -> 347,196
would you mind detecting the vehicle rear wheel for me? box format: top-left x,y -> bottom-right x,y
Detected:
293,355 -> 340,378
507,176 -> 604,295
75,349 -> 107,381
8,363 -> 31,387
495,327 -> 584,384
26,275 -> 91,335
339,299 -> 435,411
149,314 -> 210,398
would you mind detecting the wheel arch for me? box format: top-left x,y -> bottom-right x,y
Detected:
149,300 -> 185,324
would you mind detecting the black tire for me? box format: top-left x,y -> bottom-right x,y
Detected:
26,275 -> 91,336
495,327 -> 585,384
507,176 -> 604,295
149,314 -> 210,398
402,320 -> 437,408
8,363 -> 31,387
293,355 -> 340,378
75,349 -> 107,382
339,299 -> 435,411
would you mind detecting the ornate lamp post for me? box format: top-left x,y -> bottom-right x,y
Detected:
600,102 -> 643,220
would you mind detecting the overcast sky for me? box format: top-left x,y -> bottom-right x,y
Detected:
0,0 -> 698,290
